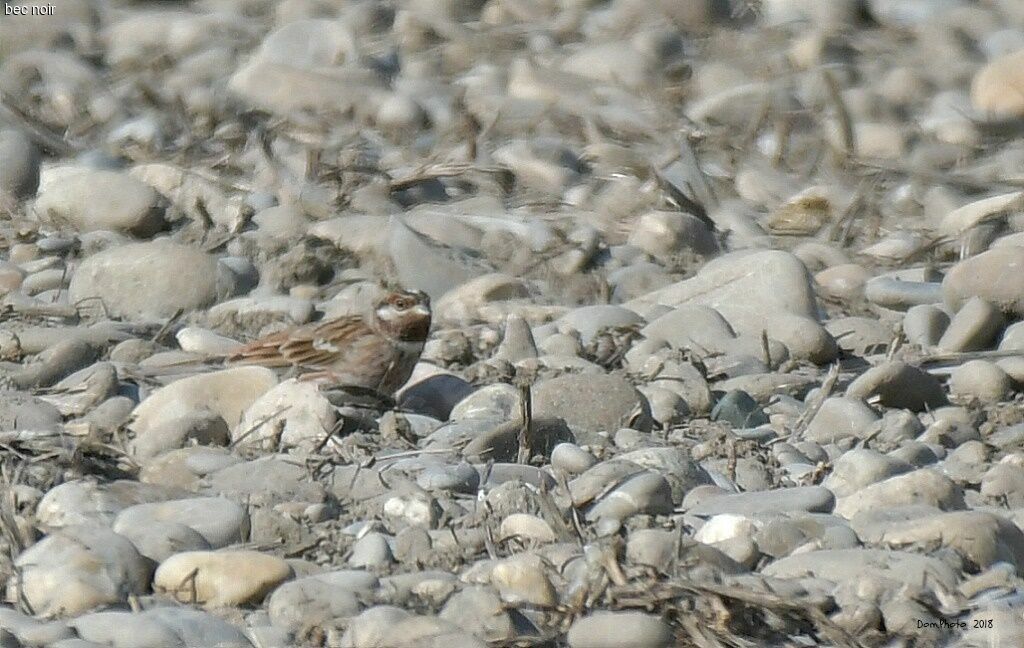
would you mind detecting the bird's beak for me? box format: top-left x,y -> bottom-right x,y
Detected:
413,304 -> 431,317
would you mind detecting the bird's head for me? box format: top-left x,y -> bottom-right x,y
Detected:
373,289 -> 431,341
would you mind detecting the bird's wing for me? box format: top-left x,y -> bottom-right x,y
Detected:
234,313 -> 374,368
225,327 -> 301,368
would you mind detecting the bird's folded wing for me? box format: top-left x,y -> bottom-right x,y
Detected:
228,316 -> 371,369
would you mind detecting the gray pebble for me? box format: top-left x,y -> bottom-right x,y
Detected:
937,297 -> 1005,352
846,360 -> 947,411
903,304 -> 950,347
566,611 -> 673,648
949,360 -> 1013,403
0,129 -> 40,200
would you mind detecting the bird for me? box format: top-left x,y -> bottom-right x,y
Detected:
223,287 -> 431,397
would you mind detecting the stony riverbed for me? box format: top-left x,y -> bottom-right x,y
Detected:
2,0 -> 1024,646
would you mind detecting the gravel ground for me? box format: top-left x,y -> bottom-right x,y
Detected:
2,0 -> 1024,646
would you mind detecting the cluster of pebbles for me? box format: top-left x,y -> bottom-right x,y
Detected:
3,0 -> 1024,646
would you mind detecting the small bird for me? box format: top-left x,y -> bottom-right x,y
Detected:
226,288 -> 431,396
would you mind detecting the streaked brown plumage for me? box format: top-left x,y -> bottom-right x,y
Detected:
227,289 -> 431,395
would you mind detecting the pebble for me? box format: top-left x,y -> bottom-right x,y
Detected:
628,250 -> 836,363
72,608 -> 251,648
0,391 -> 62,432
627,210 -> 718,258
949,360 -> 1013,403
439,586 -> 514,642
846,361 -> 947,411
971,48 -> 1024,118
431,274 -> 531,324
34,169 -> 166,237
131,367 -> 277,437
835,468 -> 965,518
556,305 -> 645,346
566,611 -> 674,648
939,191 -> 1024,237
710,390 -> 769,429
15,526 -> 152,616
533,373 -> 652,434
500,513 -> 557,544
234,378 -> 336,450
586,471 -> 674,529
0,129 -> 40,200
130,410 -> 231,460
339,606 -> 412,648
855,509 -> 1024,570
203,455 -> 325,506
36,479 -> 184,528
821,449 -> 913,497
349,532 -> 395,568
153,550 -> 292,607
267,571 -> 369,634
864,277 -> 944,310
688,486 -> 835,516
943,247 -> 1024,317
493,314 -> 537,362
489,553 -> 558,607
389,218 -> 490,301
69,240 -> 233,319
903,304 -> 950,347
803,396 -> 879,444
113,496 -> 248,548
937,297 -> 1005,351
763,548 -> 958,592
551,442 -> 598,474
449,383 -> 521,421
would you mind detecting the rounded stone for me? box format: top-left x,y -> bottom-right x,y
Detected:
556,306 -> 645,346
349,532 -> 395,568
821,449 -> 913,497
339,606 -> 412,648
711,390 -> 769,429
34,169 -> 165,237
533,373 -> 651,434
69,240 -> 230,319
943,247 -> 1024,318
489,554 -> 557,607
15,526 -> 152,617
113,496 -> 248,549
949,360 -> 1013,403
439,586 -> 514,643
267,572 -> 370,634
903,304 -> 950,347
937,297 -> 1005,352
550,442 -> 598,474
804,396 -> 880,444
36,479 -> 183,528
687,486 -> 835,516
499,514 -> 557,544
154,550 -> 293,607
834,469 -> 965,519
586,471 -> 675,524
0,128 -> 40,199
566,611 -> 674,648
846,361 -> 947,411
130,367 -> 278,438
71,608 -> 251,648
971,49 -> 1024,118
815,263 -> 870,301
627,210 -> 718,258
234,378 -> 336,450
130,410 -> 231,461
450,383 -> 521,421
